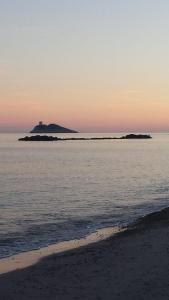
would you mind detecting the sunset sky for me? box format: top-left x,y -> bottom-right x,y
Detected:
1,1 -> 169,132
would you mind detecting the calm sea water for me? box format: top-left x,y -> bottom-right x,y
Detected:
0,133 -> 169,258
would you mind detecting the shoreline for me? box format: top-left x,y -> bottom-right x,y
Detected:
1,207 -> 169,299
1,206 -> 169,276
0,226 -> 123,275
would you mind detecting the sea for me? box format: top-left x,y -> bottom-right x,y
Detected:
0,132 -> 169,259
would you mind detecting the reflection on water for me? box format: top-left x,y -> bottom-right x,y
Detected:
0,133 -> 169,258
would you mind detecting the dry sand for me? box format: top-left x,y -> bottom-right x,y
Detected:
1,207 -> 169,300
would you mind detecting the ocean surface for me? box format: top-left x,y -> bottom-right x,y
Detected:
1,132 -> 169,259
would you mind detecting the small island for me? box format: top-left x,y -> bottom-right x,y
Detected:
30,121 -> 78,133
121,134 -> 152,139
18,134 -> 152,141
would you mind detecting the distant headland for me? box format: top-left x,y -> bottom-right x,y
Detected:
19,134 -> 152,142
30,122 -> 78,133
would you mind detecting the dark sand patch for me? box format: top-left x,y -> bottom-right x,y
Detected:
1,207 -> 169,299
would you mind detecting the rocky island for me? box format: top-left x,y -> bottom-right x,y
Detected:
30,121 -> 78,133
19,134 -> 152,141
121,134 -> 152,139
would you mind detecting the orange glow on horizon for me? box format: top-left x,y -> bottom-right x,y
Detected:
1,86 -> 169,132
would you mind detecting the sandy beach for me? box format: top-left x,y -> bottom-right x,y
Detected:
1,207 -> 169,300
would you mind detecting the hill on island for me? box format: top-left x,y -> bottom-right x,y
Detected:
30,122 -> 78,133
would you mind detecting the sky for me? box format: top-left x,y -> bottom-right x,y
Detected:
0,0 -> 169,132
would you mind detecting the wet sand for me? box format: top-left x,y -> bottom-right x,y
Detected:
1,207 -> 169,299
0,227 -> 122,275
